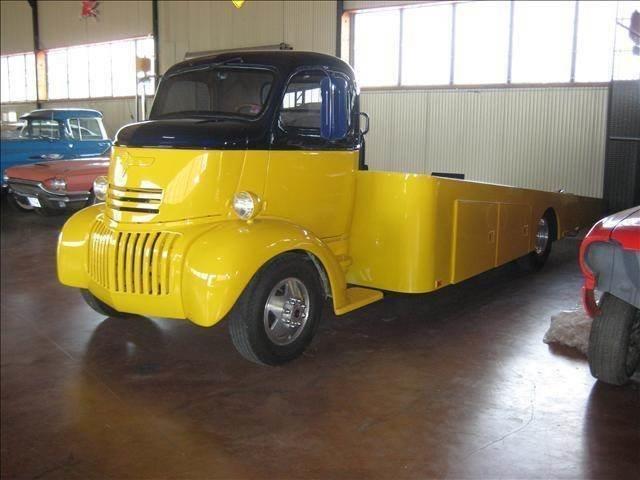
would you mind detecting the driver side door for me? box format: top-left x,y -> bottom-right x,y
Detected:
264,70 -> 359,242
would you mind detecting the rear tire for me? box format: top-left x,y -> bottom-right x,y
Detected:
228,253 -> 324,366
588,293 -> 640,385
516,212 -> 554,272
81,289 -> 121,317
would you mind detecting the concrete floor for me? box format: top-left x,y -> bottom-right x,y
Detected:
1,199 -> 638,480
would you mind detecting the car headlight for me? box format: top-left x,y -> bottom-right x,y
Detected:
93,176 -> 108,202
232,191 -> 261,221
44,177 -> 67,192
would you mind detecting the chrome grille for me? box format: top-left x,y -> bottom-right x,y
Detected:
88,222 -> 179,295
106,185 -> 163,214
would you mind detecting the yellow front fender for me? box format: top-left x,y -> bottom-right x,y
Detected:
182,219 -> 350,327
57,204 -> 103,288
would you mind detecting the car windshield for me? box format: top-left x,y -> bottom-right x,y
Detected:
19,119 -> 61,140
150,67 -> 274,120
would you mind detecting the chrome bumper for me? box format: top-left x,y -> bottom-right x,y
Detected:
7,179 -> 90,210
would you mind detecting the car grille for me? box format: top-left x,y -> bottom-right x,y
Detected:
106,185 -> 163,214
88,221 -> 179,295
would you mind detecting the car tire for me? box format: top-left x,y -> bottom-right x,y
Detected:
588,292 -> 640,385
81,289 -> 122,317
228,252 -> 324,366
516,212 -> 554,272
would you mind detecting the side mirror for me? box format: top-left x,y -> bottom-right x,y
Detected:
320,75 -> 350,141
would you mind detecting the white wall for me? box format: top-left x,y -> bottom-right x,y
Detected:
361,86 -> 608,197
38,0 -> 152,50
0,0 -> 33,55
158,0 -> 337,73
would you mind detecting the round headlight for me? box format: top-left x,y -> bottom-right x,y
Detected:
93,176 -> 108,202
45,177 -> 67,192
232,191 -> 261,221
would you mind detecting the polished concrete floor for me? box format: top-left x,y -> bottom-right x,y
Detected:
1,199 -> 638,480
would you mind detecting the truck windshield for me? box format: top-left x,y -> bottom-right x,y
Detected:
151,67 -> 274,120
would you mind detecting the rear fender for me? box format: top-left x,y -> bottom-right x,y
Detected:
182,219 -> 348,327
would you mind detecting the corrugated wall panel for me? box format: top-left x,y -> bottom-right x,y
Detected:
361,87 -> 607,198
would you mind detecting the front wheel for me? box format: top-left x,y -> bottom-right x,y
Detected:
81,289 -> 122,317
588,293 -> 640,385
228,253 -> 324,366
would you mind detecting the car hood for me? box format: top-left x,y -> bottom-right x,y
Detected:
5,158 -> 110,182
115,118 -> 269,150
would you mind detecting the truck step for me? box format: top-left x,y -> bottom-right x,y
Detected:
335,287 -> 383,315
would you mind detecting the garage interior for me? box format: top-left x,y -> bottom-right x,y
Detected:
1,1 -> 639,479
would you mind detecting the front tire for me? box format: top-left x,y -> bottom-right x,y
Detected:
81,289 -> 122,317
588,293 -> 640,385
228,253 -> 324,366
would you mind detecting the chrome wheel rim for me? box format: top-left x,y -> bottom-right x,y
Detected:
263,277 -> 311,346
534,217 -> 550,255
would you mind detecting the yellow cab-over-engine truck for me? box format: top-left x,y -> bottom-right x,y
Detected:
57,51 -> 601,365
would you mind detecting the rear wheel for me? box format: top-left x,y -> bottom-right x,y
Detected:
516,212 -> 554,271
228,253 -> 324,366
81,289 -> 121,317
588,293 -> 640,385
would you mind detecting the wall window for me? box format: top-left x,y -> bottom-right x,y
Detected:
454,1 -> 510,84
511,1 -> 575,83
348,1 -> 639,88
402,3 -> 452,85
354,10 -> 400,87
46,37 -> 155,100
0,53 -> 37,103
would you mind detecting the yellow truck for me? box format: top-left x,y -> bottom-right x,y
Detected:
57,51 -> 601,365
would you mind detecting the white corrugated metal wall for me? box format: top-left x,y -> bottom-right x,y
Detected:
361,86 -> 608,197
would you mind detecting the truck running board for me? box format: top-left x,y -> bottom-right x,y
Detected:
335,287 -> 383,315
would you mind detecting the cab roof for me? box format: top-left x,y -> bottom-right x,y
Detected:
20,109 -> 103,120
165,50 -> 357,82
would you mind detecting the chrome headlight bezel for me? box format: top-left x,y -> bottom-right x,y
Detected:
232,191 -> 261,221
93,176 -> 108,202
45,177 -> 67,192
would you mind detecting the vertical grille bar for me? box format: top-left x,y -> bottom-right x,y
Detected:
87,223 -> 178,295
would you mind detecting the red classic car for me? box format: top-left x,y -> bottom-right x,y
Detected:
580,206 -> 640,385
4,158 -> 108,215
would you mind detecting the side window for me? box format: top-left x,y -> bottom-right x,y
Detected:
67,119 -> 81,139
280,71 -> 324,132
77,118 -> 104,140
27,120 -> 61,139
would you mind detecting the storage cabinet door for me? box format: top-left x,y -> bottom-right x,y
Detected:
496,203 -> 531,265
452,200 -> 498,283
